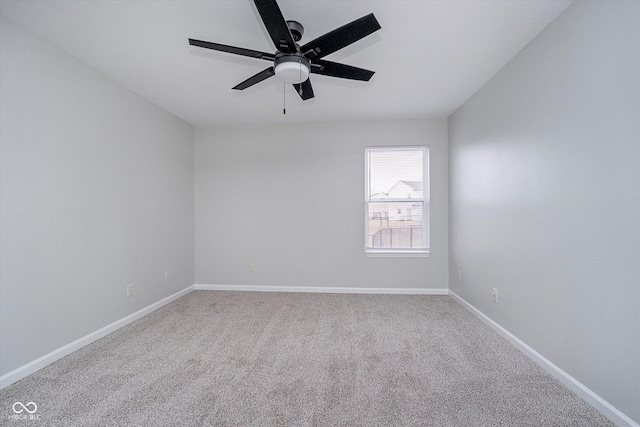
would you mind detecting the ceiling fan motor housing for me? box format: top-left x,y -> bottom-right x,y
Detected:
274,52 -> 310,84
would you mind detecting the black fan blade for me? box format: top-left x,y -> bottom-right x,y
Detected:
293,79 -> 314,100
253,0 -> 297,53
233,67 -> 276,90
189,39 -> 275,61
312,60 -> 375,81
301,13 -> 380,60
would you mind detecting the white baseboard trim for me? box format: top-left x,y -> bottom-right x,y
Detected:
194,284 -> 449,295
448,290 -> 638,427
0,285 -> 195,390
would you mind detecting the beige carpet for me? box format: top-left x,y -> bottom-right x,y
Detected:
0,291 -> 613,426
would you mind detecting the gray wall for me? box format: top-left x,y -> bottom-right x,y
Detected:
448,1 -> 639,423
0,17 -> 195,376
195,120 -> 448,290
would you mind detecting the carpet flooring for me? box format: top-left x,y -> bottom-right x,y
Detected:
1,291 -> 613,426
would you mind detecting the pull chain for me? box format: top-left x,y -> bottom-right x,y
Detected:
283,62 -> 304,115
299,60 -> 303,96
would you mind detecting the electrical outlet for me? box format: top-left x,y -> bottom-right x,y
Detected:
164,271 -> 171,283
492,288 -> 498,304
457,269 -> 462,281
127,284 -> 134,297
249,264 -> 256,273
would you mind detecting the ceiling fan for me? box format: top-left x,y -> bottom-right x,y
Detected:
188,0 -> 381,101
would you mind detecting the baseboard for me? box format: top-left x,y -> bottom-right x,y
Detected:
448,290 -> 638,427
0,285 -> 195,390
194,284 -> 449,295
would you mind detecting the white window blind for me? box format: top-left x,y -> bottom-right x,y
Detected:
365,146 -> 429,256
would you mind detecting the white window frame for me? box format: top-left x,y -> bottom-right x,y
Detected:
365,146 -> 430,257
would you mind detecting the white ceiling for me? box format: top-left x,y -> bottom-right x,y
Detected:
0,0 -> 572,126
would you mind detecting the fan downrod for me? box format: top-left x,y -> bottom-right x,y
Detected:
286,20 -> 304,42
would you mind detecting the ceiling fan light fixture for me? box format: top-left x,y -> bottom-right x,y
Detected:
274,54 -> 310,84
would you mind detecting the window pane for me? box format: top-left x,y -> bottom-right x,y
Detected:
367,201 -> 424,249
368,149 -> 424,199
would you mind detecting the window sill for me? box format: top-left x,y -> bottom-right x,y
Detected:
365,250 -> 430,258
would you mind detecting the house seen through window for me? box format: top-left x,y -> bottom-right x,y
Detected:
365,146 -> 429,256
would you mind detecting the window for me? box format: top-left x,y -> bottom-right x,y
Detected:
365,146 -> 429,256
